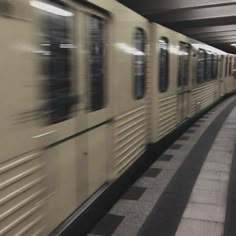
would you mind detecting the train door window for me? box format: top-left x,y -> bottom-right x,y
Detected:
134,28 -> 146,99
159,37 -> 169,93
205,52 -> 212,81
39,0 -> 74,125
88,15 -> 106,111
212,54 -> 218,80
197,49 -> 206,84
178,42 -> 190,87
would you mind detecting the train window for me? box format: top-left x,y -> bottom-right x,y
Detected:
229,57 -> 232,76
212,54 -> 218,80
88,15 -> 105,111
197,49 -> 206,83
225,57 -> 228,77
178,42 -> 190,87
220,55 -> 224,78
205,52 -> 212,81
39,1 -> 74,125
159,37 -> 169,93
134,28 -> 146,99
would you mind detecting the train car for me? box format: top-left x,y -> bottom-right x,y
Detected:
0,0 -> 235,236
0,0 -> 149,235
225,54 -> 236,94
148,23 -> 194,143
88,0 -> 150,179
190,42 -> 224,115
148,23 -> 226,143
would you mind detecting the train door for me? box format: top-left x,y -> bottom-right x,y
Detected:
229,57 -> 233,92
177,42 -> 191,124
233,57 -> 236,90
79,6 -> 112,197
219,55 -> 225,96
32,1 -> 89,233
224,56 -> 229,94
33,1 -> 112,233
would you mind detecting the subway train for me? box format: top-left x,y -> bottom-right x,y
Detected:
1,0 -> 236,235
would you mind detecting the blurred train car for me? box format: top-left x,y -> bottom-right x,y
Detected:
0,0 -> 236,235
0,0 -> 149,235
190,43 -> 223,115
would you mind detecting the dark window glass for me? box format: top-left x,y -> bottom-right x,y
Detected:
159,37 -> 169,93
229,57 -> 232,76
212,54 -> 218,80
205,52 -> 212,81
220,55 -> 224,78
134,28 -> 146,99
88,15 -> 105,111
40,1 -> 74,125
178,42 -> 190,87
197,49 -> 206,83
225,57 -> 228,77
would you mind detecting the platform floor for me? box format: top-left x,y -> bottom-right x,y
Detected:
88,96 -> 236,236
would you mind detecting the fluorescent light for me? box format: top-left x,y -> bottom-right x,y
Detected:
30,0 -> 73,17
230,43 -> 236,47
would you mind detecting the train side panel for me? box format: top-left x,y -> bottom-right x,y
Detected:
88,0 -> 150,178
0,1 -> 47,235
149,23 -> 178,142
190,43 -> 222,116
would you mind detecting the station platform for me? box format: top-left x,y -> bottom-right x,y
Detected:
87,96 -> 236,236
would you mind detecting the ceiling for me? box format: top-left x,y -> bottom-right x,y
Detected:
118,0 -> 236,54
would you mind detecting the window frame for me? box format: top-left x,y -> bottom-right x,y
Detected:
178,42 -> 191,87
196,48 -> 206,84
225,57 -> 228,77
211,53 -> 218,80
159,37 -> 169,93
205,51 -> 212,81
87,14 -> 107,112
38,0 -> 75,125
229,57 -> 232,76
133,27 -> 146,100
220,55 -> 224,78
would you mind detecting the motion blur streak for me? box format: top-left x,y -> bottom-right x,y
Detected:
30,0 -> 73,17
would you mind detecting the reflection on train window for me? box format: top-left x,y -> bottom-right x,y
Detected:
197,49 -> 206,84
40,1 -> 74,125
134,28 -> 146,99
88,15 -> 105,111
212,54 -> 218,80
205,52 -> 212,81
178,42 -> 190,87
159,37 -> 169,93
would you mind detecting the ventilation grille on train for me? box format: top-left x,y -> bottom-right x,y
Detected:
0,152 -> 46,236
113,106 -> 148,176
158,94 -> 177,139
191,81 -> 218,114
